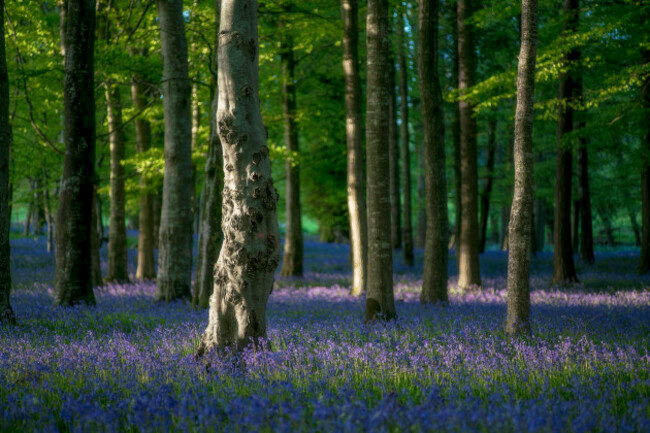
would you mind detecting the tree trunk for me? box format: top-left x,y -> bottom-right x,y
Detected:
627,204 -> 641,246
451,1 -> 461,255
479,116 -> 497,253
153,188 -> 162,250
34,177 -> 45,235
571,198 -> 580,253
342,0 -> 367,296
418,0 -> 448,304
416,136 -> 426,249
42,169 -> 55,253
388,47 -> 401,250
639,49 -> 650,273
23,178 -> 34,236
576,94 -> 594,264
534,198 -> 545,251
155,0 -> 194,301
280,29 -> 303,277
505,0 -> 537,335
91,191 -> 103,287
106,84 -> 129,282
54,0 -> 96,306
131,62 -> 156,280
553,0 -> 579,284
457,0 -> 480,288
0,0 -> 15,324
397,11 -> 413,267
194,0 -> 224,308
197,0 -> 281,354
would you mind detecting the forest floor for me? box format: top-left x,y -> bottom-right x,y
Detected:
1,233 -> 649,432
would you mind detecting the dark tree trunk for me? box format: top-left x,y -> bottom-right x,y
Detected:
280,29 -> 303,277
534,198 -> 545,251
365,0 -> 396,322
418,0 -> 448,304
42,168 -> 55,253
23,178 -> 34,236
397,11 -> 413,266
553,0 -> 579,284
479,116 -> 497,253
197,0 -> 281,354
457,0 -> 480,288
155,0 -> 194,301
91,191 -> 103,287
627,204 -> 641,246
572,198 -> 580,253
34,177 -> 45,235
416,136 -> 426,249
451,1 -> 461,255
106,84 -> 129,282
576,97 -> 594,263
54,0 -> 97,306
639,49 -> 650,273
388,47 -> 401,250
342,0 -> 367,296
506,0 -> 538,335
0,0 -> 15,324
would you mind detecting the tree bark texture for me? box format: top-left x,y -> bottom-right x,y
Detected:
197,0 -> 281,354
418,0 -> 448,304
388,49 -> 401,250
155,0 -> 194,301
365,0 -> 396,322
451,1 -> 461,254
0,0 -> 15,324
131,68 -> 156,280
397,12 -> 413,267
505,0 -> 537,335
280,31 -> 303,277
479,116 -> 497,253
639,49 -> 650,273
91,191 -> 103,287
342,0 -> 367,296
54,0 -> 97,306
416,137 -> 426,249
553,0 -> 579,284
457,0 -> 480,288
106,84 -> 129,282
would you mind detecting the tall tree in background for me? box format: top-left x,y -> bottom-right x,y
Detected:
479,116 -> 497,253
553,0 -> 579,284
155,0 -> 194,301
54,0 -> 97,306
342,0 -> 367,296
280,13 -> 303,277
197,0 -> 280,354
457,0 -> 480,288
365,0 -> 395,322
418,0 -> 448,304
397,10 -> 413,266
576,71 -> 595,263
194,0 -> 224,308
640,49 -> 650,274
0,0 -> 15,324
451,2 -> 461,253
506,0 -> 538,334
388,44 -> 401,250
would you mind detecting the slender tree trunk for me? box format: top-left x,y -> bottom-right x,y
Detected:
505,0 -> 537,335
571,198 -> 580,253
479,116 -> 497,253
131,63 -> 156,280
627,204 -> 641,246
397,12 -> 413,266
342,0 -> 367,296
106,84 -> 129,282
280,30 -> 303,277
155,0 -> 194,301
534,198 -> 545,251
153,188 -> 162,250
42,168 -> 55,253
418,0 -> 448,304
553,0 -> 579,284
91,191 -> 103,287
197,0 -> 281,355
639,48 -> 650,273
34,177 -> 45,234
194,0 -> 224,308
416,136 -> 426,249
0,0 -> 15,324
23,179 -> 34,236
451,2 -> 461,254
191,82 -> 200,234
54,0 -> 96,306
457,0 -> 480,288
576,97 -> 594,264
388,47 -> 401,250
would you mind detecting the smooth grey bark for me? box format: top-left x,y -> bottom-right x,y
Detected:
457,0 -> 480,288
106,84 -> 129,282
479,116 -> 497,253
0,0 -> 15,324
418,0 -> 448,304
194,0 -> 224,308
280,29 -> 303,277
54,0 -> 96,306
196,0 -> 280,354
553,0 -> 579,284
640,49 -> 650,273
505,0 -> 538,335
155,0 -> 194,301
365,0 -> 396,322
342,0 -> 367,296
388,48 -> 401,250
397,11 -> 413,267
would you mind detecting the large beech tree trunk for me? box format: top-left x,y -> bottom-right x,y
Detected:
280,29 -> 303,277
106,84 -> 129,282
0,0 -> 15,324
155,0 -> 194,301
194,0 -> 224,308
196,0 -> 280,354
640,49 -> 650,273
506,0 -> 538,335
418,0 -> 448,304
54,0 -> 97,306
388,49 -> 401,250
342,0 -> 367,296
397,12 -> 413,267
479,116 -> 497,253
365,0 -> 396,322
553,0 -> 579,284
457,0 -> 480,288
